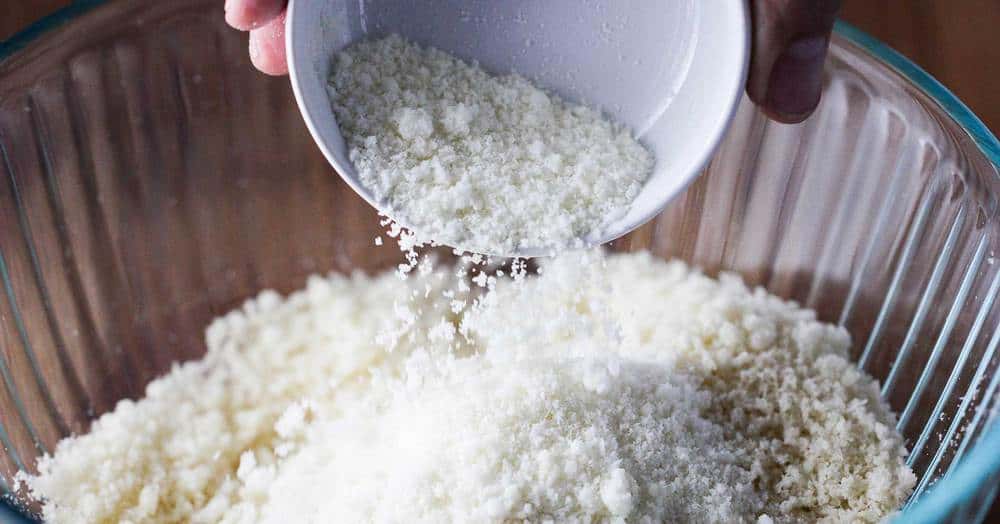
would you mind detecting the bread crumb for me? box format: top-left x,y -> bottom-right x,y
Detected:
328,35 -> 654,254
23,251 -> 913,523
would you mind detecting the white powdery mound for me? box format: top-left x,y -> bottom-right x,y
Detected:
249,356 -> 762,523
19,269 -> 458,524
23,252 -> 915,523
462,252 -> 918,522
328,35 -> 654,254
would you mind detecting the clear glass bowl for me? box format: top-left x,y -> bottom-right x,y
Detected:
1,1 -> 998,522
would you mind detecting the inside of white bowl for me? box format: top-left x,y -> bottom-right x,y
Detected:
288,0 -> 749,253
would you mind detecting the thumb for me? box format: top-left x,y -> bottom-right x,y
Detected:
746,0 -> 841,123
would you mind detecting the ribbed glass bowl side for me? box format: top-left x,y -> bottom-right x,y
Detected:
612,26 -> 1000,520
1,1 -> 999,521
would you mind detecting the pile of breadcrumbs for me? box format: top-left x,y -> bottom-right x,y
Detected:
22,251 -> 914,523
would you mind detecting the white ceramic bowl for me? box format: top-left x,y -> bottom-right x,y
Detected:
287,0 -> 750,256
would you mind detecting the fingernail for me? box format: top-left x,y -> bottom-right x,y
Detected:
766,35 -> 828,122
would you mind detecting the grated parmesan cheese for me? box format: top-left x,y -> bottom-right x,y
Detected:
328,35 -> 655,254
22,251 -> 914,523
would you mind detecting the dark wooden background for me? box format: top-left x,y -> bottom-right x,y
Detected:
3,0 -> 1000,520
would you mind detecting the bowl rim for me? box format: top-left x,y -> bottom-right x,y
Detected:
2,7 -> 996,171
832,20 -> 1000,172
0,3 -> 999,523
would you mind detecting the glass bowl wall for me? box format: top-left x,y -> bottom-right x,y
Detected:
1,1 -> 998,521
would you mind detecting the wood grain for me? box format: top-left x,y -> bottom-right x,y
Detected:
3,0 -> 73,42
1,0 -> 999,520
841,0 -> 1000,134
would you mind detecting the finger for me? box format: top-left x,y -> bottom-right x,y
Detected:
763,35 -> 829,123
225,0 -> 286,31
747,0 -> 841,123
249,10 -> 288,76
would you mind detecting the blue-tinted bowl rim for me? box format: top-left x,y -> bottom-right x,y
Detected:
832,20 -> 1000,524
1,3 -> 999,522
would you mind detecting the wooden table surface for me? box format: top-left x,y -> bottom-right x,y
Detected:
3,0 -> 1000,521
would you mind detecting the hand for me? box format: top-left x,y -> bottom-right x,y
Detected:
747,0 -> 841,123
224,0 -> 289,75
224,0 -> 841,123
